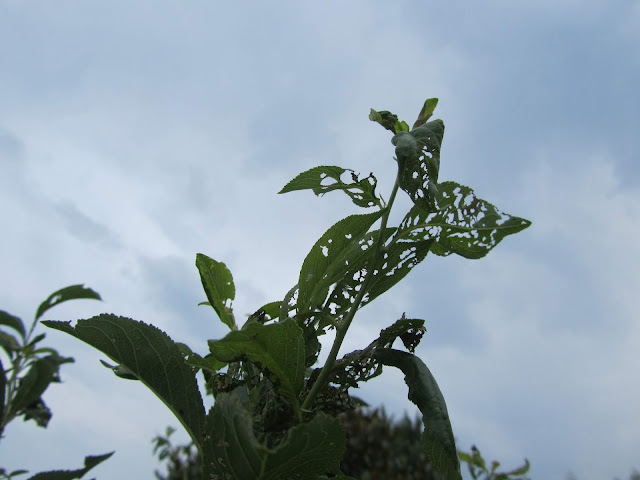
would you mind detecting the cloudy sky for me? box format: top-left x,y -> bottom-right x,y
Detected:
1,1 -> 639,479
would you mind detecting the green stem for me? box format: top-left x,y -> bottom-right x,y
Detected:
301,173 -> 401,411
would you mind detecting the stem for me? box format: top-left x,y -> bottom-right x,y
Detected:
301,173 -> 401,411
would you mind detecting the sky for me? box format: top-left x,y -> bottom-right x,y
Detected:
0,1 -> 639,479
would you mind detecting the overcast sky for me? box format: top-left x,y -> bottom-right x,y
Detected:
1,1 -> 639,479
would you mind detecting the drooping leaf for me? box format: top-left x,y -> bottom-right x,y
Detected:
11,354 -> 73,416
397,181 -> 532,259
22,397 -> 52,428
392,119 -> 445,210
202,393 -> 347,480
413,98 -> 439,129
369,109 -> 409,134
208,319 -> 305,408
42,315 -> 205,449
0,310 -> 26,339
0,330 -> 21,356
26,452 -> 114,480
35,285 -> 101,322
279,166 -> 382,208
297,211 -> 383,314
195,253 -> 236,330
375,348 -> 461,480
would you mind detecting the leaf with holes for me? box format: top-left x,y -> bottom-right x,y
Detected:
375,348 -> 461,480
42,315 -> 205,449
397,181 -> 531,259
208,318 -> 305,408
196,253 -> 236,330
35,285 -> 102,322
392,119 -> 445,210
279,166 -> 382,208
297,211 -> 383,314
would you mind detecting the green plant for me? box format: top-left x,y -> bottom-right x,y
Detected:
0,285 -> 112,479
458,446 -> 530,480
44,98 -> 531,479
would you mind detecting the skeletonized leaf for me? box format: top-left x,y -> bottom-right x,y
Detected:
42,315 -> 205,449
398,181 -> 531,259
35,285 -> 101,322
279,166 -> 382,208
196,253 -> 236,330
298,211 -> 383,314
208,319 -> 305,407
375,348 -> 461,480
26,452 -> 114,480
0,310 -> 26,339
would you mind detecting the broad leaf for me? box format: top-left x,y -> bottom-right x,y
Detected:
298,211 -> 382,314
43,315 -> 205,448
397,181 -> 531,259
392,119 -> 445,210
35,285 -> 101,322
0,310 -> 26,339
184,352 -> 227,374
26,452 -> 114,480
196,253 -> 236,330
203,393 -> 346,480
375,349 -> 461,480
369,109 -> 409,134
279,166 -> 382,208
0,330 -> 21,356
11,354 -> 73,416
208,318 -> 305,407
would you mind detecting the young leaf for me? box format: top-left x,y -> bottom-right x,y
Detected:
279,166 -> 382,208
0,311 -> 26,340
42,315 -> 206,449
392,119 -> 445,210
297,211 -> 383,314
375,348 -> 461,480
35,285 -> 101,322
413,98 -> 439,129
195,253 -> 236,330
397,181 -> 531,259
26,451 -> 114,480
208,318 -> 305,408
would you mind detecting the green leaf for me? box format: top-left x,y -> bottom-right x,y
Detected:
297,211 -> 383,314
257,301 -> 282,321
392,120 -> 445,210
35,285 -> 101,322
0,358 -> 6,427
195,253 -> 236,330
203,393 -> 347,480
375,349 -> 461,480
504,458 -> 531,476
413,98 -> 439,129
42,315 -> 205,449
369,109 -> 408,134
398,182 -> 532,259
99,360 -> 138,380
0,330 -> 21,356
26,452 -> 113,480
279,166 -> 382,209
11,354 -> 73,416
184,352 -> 227,374
0,311 -> 26,340
208,319 -> 305,408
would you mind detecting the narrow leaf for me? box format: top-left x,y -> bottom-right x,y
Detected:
26,452 -> 114,480
42,315 -> 205,449
413,98 -> 439,129
35,285 -> 101,322
208,318 -> 305,407
195,254 -> 236,330
11,355 -> 73,415
0,330 -> 21,356
279,166 -> 382,208
0,310 -> 26,339
375,349 -> 461,480
0,358 -> 6,426
298,211 -> 382,313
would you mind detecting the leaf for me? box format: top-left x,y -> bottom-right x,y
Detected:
297,211 -> 383,314
208,319 -> 305,408
397,181 -> 532,259
375,349 -> 461,480
202,393 -> 346,480
35,285 -> 102,322
22,397 -> 52,428
279,166 -> 382,208
504,458 -> 531,476
0,330 -> 21,356
0,358 -> 5,426
392,119 -> 445,210
0,310 -> 26,339
369,109 -> 408,134
413,98 -> 439,129
195,254 -> 236,330
26,452 -> 114,480
184,352 -> 227,374
42,315 -> 205,449
99,360 -> 138,380
11,354 -> 73,416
